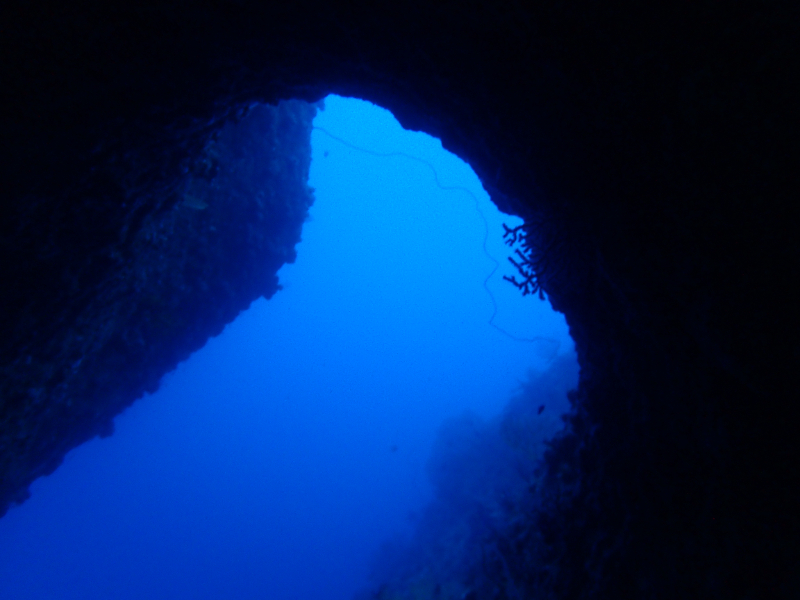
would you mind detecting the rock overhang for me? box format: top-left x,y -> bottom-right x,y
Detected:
1,2 -> 797,597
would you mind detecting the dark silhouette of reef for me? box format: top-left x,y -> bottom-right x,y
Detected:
1,2 -> 798,598
360,356 -> 578,600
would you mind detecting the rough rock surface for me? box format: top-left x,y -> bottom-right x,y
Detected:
1,2 -> 797,598
0,97 -> 316,511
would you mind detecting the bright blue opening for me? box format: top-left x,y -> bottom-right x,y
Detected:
0,96 -> 574,600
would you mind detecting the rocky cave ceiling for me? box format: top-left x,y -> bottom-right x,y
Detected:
1,2 -> 798,598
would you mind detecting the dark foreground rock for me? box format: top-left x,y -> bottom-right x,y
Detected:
1,2 -> 797,598
0,98 -> 316,511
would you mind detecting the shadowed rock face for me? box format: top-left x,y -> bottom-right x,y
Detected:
1,2 -> 797,598
0,97 -> 317,509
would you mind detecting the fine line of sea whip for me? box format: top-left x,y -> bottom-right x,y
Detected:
312,125 -> 560,354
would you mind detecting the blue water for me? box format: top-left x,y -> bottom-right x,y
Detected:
0,96 -> 573,600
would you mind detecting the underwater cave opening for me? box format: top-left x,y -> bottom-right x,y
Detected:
0,95 -> 576,600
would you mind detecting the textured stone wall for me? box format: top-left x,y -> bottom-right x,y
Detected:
1,2 -> 797,597
0,98 -> 316,513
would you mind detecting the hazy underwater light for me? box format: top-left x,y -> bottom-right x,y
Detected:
0,95 -> 574,600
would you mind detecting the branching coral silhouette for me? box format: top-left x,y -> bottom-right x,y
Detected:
502,224 -> 546,300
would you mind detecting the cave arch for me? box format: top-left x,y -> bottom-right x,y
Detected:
2,2 -> 797,597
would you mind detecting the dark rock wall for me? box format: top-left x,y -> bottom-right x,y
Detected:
2,1 -> 797,598
0,98 -> 316,513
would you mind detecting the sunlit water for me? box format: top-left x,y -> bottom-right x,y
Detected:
0,96 -> 573,600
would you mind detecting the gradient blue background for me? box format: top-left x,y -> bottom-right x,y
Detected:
0,96 -> 573,600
